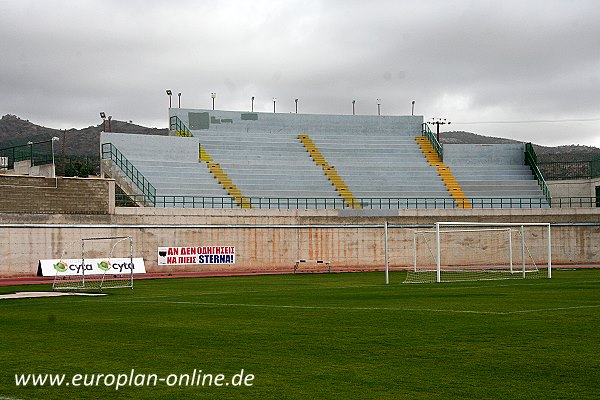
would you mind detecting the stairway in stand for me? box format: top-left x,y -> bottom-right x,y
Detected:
200,144 -> 252,208
298,134 -> 362,209
416,136 -> 471,209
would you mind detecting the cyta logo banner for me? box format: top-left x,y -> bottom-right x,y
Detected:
158,246 -> 235,265
39,258 -> 146,277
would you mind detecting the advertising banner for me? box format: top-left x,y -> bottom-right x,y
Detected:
158,246 -> 235,266
39,258 -> 146,277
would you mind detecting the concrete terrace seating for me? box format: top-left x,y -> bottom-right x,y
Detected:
196,130 -> 339,203
101,133 -> 228,207
310,131 -> 453,206
443,144 -> 549,208
100,110 -> 550,209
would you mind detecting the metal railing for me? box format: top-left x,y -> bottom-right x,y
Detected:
538,159 -> 600,180
169,115 -> 193,137
421,123 -> 443,161
0,141 -> 55,169
525,143 -> 551,203
548,197 -> 599,208
112,195 -> 599,209
102,143 -> 156,206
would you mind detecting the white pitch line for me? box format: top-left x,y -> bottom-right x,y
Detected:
501,304 -> 600,314
98,299 -> 505,314
99,298 -> 600,316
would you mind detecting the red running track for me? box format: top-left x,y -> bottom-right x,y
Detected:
0,265 -> 598,287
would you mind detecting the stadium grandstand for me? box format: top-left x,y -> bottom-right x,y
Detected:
100,109 -> 549,209
2,108 -> 599,280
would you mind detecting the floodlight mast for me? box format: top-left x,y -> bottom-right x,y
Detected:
428,118 -> 451,142
166,90 -> 172,108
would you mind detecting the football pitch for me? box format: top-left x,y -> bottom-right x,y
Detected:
1,269 -> 599,400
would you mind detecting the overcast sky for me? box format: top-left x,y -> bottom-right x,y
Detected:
1,0 -> 599,147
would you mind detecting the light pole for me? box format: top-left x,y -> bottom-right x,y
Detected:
100,112 -> 106,131
273,97 -> 276,113
411,101 -> 415,116
27,141 -> 33,167
166,90 -> 172,108
377,99 -> 381,116
352,100 -> 355,115
427,118 -> 451,142
178,92 -> 181,108
251,96 -> 254,112
295,98 -> 298,114
61,129 -> 66,176
211,92 -> 216,110
51,137 -> 59,178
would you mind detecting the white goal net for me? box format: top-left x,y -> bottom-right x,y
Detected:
404,222 -> 552,283
52,236 -> 135,290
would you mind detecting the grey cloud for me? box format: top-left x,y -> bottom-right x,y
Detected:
0,0 -> 598,146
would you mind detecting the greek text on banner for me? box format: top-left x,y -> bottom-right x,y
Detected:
158,246 -> 235,265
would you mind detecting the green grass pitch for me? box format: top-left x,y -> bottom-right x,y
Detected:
1,269 -> 599,399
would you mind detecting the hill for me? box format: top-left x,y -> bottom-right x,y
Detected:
441,131 -> 600,162
0,114 -> 168,156
1,115 -> 598,162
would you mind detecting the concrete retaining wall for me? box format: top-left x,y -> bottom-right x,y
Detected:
547,177 -> 600,198
1,208 -> 599,277
0,175 -> 115,215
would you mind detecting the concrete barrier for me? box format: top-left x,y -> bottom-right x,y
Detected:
1,207 -> 599,277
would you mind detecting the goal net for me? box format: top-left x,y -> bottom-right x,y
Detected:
52,236 -> 135,290
404,222 -> 551,283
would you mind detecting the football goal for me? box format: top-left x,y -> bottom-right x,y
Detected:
404,222 -> 551,283
52,236 -> 135,290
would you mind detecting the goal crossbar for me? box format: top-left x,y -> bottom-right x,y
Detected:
407,222 -> 551,283
53,235 -> 135,291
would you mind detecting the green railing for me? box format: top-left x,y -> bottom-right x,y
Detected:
169,115 -> 193,137
525,143 -> 551,203
538,158 -> 600,180
421,123 -> 443,161
113,195 -> 598,209
0,141 -> 55,169
102,143 -> 156,206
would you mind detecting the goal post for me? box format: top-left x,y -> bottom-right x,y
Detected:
52,236 -> 137,291
405,222 -> 551,283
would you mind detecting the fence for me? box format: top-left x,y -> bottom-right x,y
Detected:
113,194 -> 600,209
0,141 -> 55,169
538,159 -> 600,180
0,141 -> 100,176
